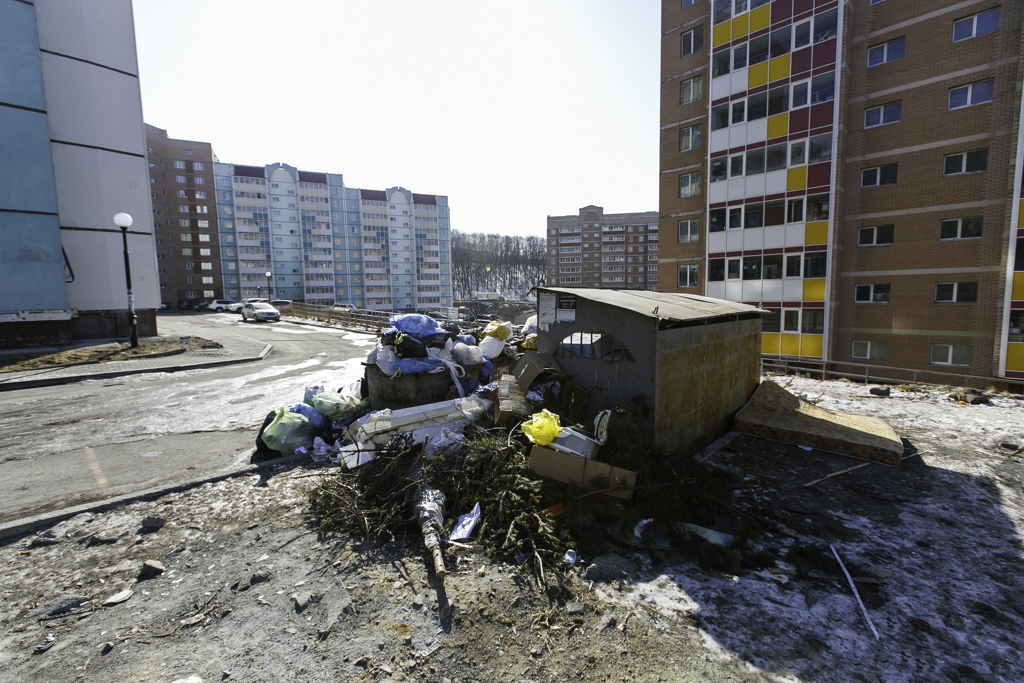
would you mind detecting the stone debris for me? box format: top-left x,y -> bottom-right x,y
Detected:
103,589 -> 133,606
139,559 -> 166,578
141,515 -> 165,530
27,595 -> 89,618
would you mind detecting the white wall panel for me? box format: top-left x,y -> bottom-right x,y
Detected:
765,170 -> 787,196
708,231 -> 727,253
764,225 -> 785,249
783,280 -> 803,301
785,223 -> 805,247
712,75 -> 731,100
743,227 -> 764,250
706,281 -> 727,300
726,229 -> 743,251
729,123 -> 747,149
762,280 -> 783,301
745,174 -> 765,197
746,119 -> 767,144
711,129 -> 730,153
742,281 -> 762,302
731,69 -> 748,95
725,280 -> 742,301
709,180 -> 728,203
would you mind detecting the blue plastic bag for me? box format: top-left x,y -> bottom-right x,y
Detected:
456,377 -> 480,396
456,334 -> 477,346
395,357 -> 445,374
389,313 -> 446,341
480,357 -> 493,383
290,402 -> 326,429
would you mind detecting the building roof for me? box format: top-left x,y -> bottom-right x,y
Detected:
360,189 -> 387,201
536,287 -> 763,323
298,171 -> 327,183
411,193 -> 437,205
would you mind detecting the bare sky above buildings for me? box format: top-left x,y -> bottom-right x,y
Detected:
133,0 -> 660,238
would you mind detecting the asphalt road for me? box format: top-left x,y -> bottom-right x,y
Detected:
0,312 -> 375,525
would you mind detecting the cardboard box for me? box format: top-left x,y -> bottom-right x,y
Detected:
512,352 -> 562,392
528,445 -> 637,501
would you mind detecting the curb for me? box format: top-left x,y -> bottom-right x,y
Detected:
0,448 -> 310,542
0,342 -> 273,392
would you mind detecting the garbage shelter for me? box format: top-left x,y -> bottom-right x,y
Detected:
531,287 -> 764,454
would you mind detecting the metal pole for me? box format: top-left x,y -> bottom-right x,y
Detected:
120,226 -> 138,348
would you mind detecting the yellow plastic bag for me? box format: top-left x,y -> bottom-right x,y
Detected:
520,409 -> 562,446
522,334 -> 538,350
483,320 -> 513,341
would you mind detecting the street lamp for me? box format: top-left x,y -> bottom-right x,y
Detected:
265,270 -> 273,299
113,212 -> 138,348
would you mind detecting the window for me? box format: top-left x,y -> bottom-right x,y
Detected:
193,162 -> 205,171
678,264 -> 699,288
948,79 -> 994,109
679,172 -> 701,197
790,140 -> 806,166
748,91 -> 768,120
175,175 -> 186,183
813,9 -> 838,43
711,103 -> 730,130
935,281 -> 978,303
730,154 -> 744,177
770,26 -> 791,58
766,143 -> 787,171
181,248 -> 193,256
732,100 -> 745,124
868,37 -> 905,66
953,8 -> 1000,42
805,252 -> 827,278
195,191 -> 206,199
802,309 -> 824,334
786,254 -> 802,277
810,72 -> 835,104
709,208 -> 726,232
733,43 -> 748,69
931,344 -> 973,366
944,149 -> 988,175
679,124 -> 702,151
711,157 -> 728,182
680,76 -> 703,104
807,194 -> 830,222
713,50 -> 731,78
746,147 -> 766,175
861,164 -> 898,187
180,234 -> 192,242
793,20 -> 811,49
729,207 -> 743,229
742,256 -> 762,280
745,203 -> 764,228
178,219 -> 190,228
198,234 -> 210,242
749,35 -> 770,66
709,258 -> 725,281
678,219 -> 700,242
864,101 -> 901,128
787,198 -> 804,223
768,85 -> 789,116
763,254 -> 783,279
713,0 -> 730,24
727,258 -> 741,279
783,310 -> 800,332
174,160 -> 185,169
940,217 -> 983,240
791,80 -> 809,109
683,0 -> 699,5
855,283 -> 891,303
859,225 -> 894,246
765,200 -> 785,226
681,26 -> 704,56
852,341 -> 888,361
197,219 -> 209,228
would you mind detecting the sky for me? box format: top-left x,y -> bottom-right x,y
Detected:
133,0 -> 661,239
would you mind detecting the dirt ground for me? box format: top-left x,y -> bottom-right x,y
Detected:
0,337 -> 222,373
1,377 -> 1023,683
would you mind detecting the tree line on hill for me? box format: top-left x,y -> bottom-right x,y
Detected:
451,231 -> 546,301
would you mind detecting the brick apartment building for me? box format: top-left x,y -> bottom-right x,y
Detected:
658,0 -> 1024,382
146,125 -> 223,306
546,206 -> 660,289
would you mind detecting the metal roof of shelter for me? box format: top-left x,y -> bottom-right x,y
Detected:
535,287 -> 764,324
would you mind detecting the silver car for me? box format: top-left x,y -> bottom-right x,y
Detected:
241,302 -> 280,322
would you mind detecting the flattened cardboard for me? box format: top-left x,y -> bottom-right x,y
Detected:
528,446 -> 637,500
512,352 -> 562,393
494,374 -> 531,426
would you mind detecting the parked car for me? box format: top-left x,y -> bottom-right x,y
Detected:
229,298 -> 264,313
191,299 -> 211,311
208,299 -> 237,312
241,302 -> 280,323
269,299 -> 293,308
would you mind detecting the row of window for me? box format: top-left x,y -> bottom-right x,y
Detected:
708,195 -> 830,230
860,148 -> 988,187
711,134 -> 832,181
709,74 -> 835,131
709,252 -> 825,280
710,10 -> 838,75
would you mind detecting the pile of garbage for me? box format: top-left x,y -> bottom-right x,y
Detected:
256,311 -> 749,583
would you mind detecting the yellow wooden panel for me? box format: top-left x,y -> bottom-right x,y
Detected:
750,4 -> 771,32
780,333 -> 801,356
731,14 -> 749,40
805,221 -> 828,245
713,22 -> 731,47
1019,199 -> 1024,228
769,54 -> 791,82
787,167 -> 807,191
762,332 -> 781,355
748,61 -> 769,88
767,113 -> 789,139
1007,343 -> 1024,372
801,335 -> 824,358
1013,272 -> 1024,300
803,278 -> 826,301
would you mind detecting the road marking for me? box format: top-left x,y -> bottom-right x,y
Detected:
85,447 -> 110,495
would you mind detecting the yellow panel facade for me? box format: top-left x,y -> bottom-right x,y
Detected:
767,113 -> 789,139
713,22 -> 731,47
801,335 -> 823,358
762,332 -> 781,354
748,62 -> 769,88
769,54 -> 791,82
750,4 -> 770,31
803,279 -> 826,301
787,167 -> 807,191
731,14 -> 749,40
805,221 -> 828,245
1014,272 -> 1024,300
1007,343 -> 1024,372
1018,199 -> 1024,227
780,333 -> 800,356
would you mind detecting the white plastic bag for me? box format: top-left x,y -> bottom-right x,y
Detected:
374,344 -> 399,375
452,342 -> 485,366
479,335 -> 505,359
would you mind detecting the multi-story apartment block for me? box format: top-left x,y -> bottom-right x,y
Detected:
204,163 -> 453,311
659,0 -> 1024,383
146,125 -> 223,305
546,206 -> 660,289
1,0 -> 159,347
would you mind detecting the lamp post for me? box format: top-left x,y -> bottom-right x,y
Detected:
265,270 -> 273,299
113,212 -> 138,348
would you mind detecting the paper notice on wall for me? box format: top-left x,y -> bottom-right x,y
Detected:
539,291 -> 557,325
555,292 -> 576,322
